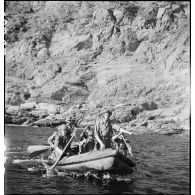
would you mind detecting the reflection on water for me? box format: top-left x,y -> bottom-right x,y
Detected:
5,125 -> 190,194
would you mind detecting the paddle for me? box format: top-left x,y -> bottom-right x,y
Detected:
47,129 -> 77,174
120,132 -> 145,177
27,145 -> 50,158
121,134 -> 134,158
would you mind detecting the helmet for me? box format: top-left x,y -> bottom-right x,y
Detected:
58,124 -> 67,131
58,124 -> 71,136
88,130 -> 94,137
100,108 -> 112,117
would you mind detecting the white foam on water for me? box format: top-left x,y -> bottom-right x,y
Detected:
27,167 -> 36,172
6,151 -> 21,154
102,173 -> 112,180
13,159 -> 43,164
27,166 -> 43,172
8,148 -> 18,150
40,169 -> 137,183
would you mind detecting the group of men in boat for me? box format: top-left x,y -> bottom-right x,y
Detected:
47,109 -> 136,160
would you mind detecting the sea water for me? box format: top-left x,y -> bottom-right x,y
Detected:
5,125 -> 190,194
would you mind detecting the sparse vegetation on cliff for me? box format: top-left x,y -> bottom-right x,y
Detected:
5,1 -> 190,135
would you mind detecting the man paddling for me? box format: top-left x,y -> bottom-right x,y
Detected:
47,124 -> 73,160
65,116 -> 74,131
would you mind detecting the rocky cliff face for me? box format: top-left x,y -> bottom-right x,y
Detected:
5,1 -> 190,134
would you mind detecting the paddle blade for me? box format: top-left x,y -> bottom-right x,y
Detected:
30,149 -> 50,158
27,145 -> 49,153
27,145 -> 50,158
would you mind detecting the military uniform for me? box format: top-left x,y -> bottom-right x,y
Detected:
112,134 -> 128,156
48,131 -> 72,160
94,116 -> 114,149
79,137 -> 95,153
80,131 -> 88,141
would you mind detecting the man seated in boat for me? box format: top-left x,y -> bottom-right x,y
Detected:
111,132 -> 127,156
65,116 -> 74,132
47,124 -> 74,160
112,124 -> 136,157
80,126 -> 91,141
79,130 -> 96,154
111,131 -> 134,157
70,126 -> 95,154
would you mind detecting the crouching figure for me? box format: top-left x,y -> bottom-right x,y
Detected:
79,130 -> 96,154
112,130 -> 134,157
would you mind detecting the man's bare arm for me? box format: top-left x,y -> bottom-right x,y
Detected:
112,124 -> 137,135
79,139 -> 87,153
111,131 -> 123,141
53,135 -> 63,155
47,132 -> 57,147
94,134 -> 105,149
94,119 -> 105,150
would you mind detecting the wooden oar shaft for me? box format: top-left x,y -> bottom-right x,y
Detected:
119,128 -> 134,135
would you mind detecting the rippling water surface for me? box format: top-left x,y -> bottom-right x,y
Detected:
5,125 -> 190,194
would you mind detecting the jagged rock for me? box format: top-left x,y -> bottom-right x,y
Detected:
30,110 -> 48,119
5,110 -> 35,125
5,2 -> 190,135
34,75 -> 45,87
6,92 -> 24,106
92,31 -> 102,51
36,48 -> 48,63
20,102 -> 37,110
37,103 -> 60,114
126,40 -> 141,52
21,120 -> 33,126
112,105 -> 144,124
32,116 -> 65,127
5,114 -> 14,124
23,91 -> 31,100
131,40 -> 149,62
156,7 -> 166,20
74,34 -> 93,51
132,16 -> 146,30
141,102 -> 158,111
51,83 -> 89,105
111,41 -> 126,57
154,122 -> 184,135
148,116 -> 156,120
11,117 -> 27,125
6,106 -> 20,114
